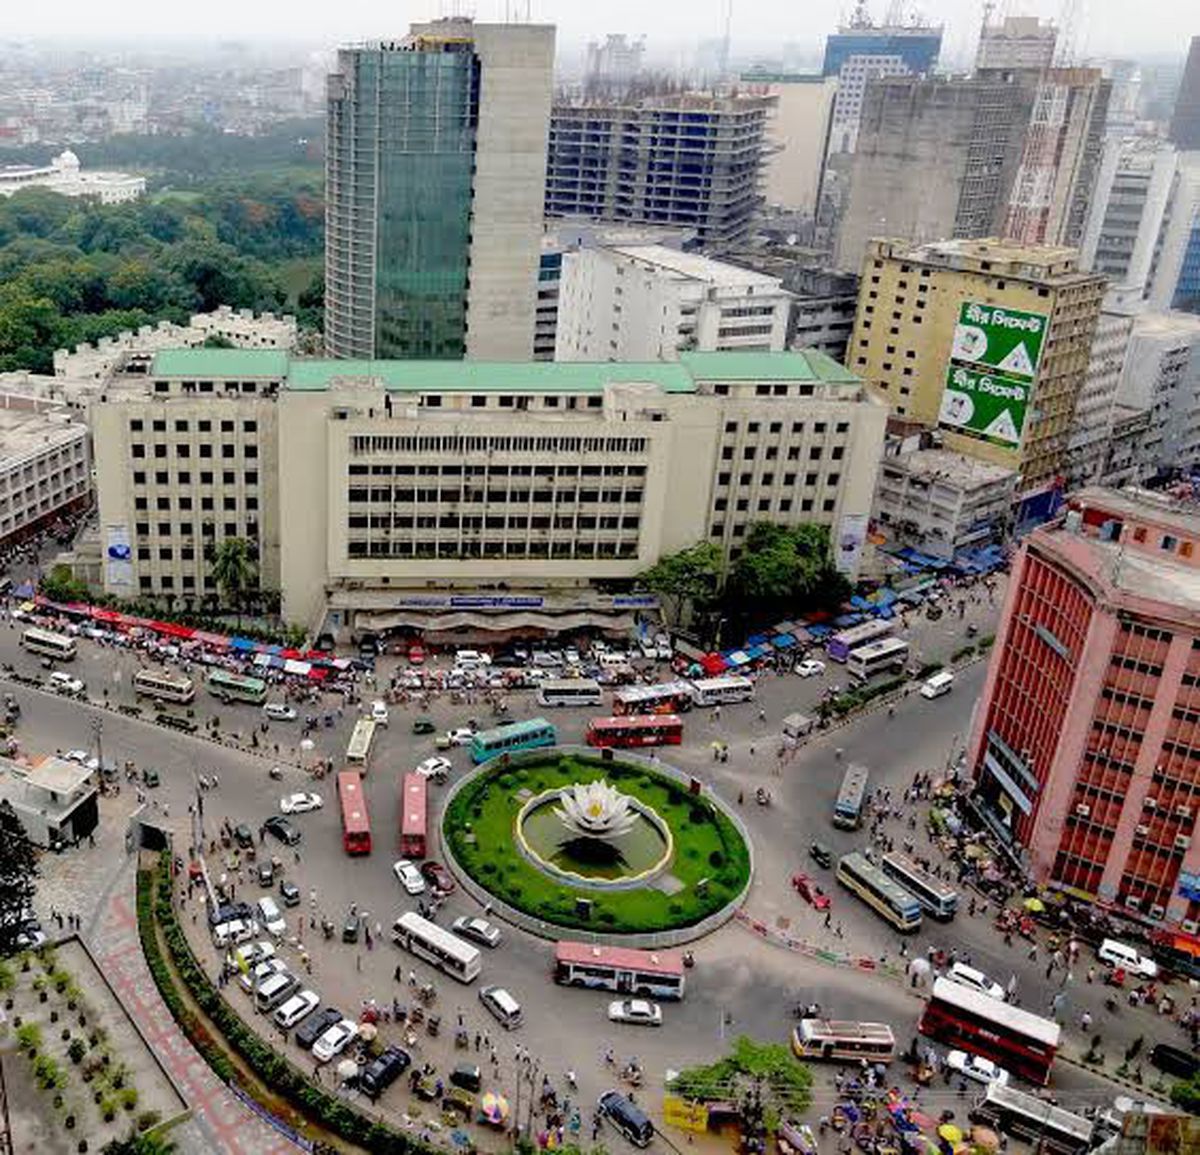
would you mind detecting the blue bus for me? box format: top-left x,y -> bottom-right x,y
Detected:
470,718 -> 558,764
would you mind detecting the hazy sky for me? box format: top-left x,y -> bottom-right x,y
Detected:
4,0 -> 1195,61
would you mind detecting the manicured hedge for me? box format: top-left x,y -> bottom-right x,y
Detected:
137,856 -> 430,1155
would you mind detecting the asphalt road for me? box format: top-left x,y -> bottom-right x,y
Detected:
0,603 -> 1175,1144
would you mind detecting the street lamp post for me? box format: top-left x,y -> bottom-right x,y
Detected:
89,716 -> 103,774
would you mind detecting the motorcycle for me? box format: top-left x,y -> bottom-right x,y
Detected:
269,765 -> 283,780
755,787 -> 772,806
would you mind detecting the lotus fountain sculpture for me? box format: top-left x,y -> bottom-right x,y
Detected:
554,779 -> 639,840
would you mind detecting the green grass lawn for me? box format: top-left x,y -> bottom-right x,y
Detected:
444,753 -> 750,934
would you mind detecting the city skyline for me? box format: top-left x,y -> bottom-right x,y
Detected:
1,0 -> 1193,61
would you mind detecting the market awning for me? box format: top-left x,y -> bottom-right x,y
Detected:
700,653 -> 726,674
725,650 -> 751,666
772,633 -> 797,649
284,659 -> 311,676
229,637 -> 256,652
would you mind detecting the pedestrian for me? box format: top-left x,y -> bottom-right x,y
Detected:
824,910 -> 832,929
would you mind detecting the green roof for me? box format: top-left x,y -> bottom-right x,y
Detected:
679,350 -> 862,383
152,348 -> 291,379
148,348 -> 863,394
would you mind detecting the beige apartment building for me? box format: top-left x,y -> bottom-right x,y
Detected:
848,237 -> 1105,495
91,349 -> 886,636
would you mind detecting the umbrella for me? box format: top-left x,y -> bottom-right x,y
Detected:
358,1021 -> 378,1041
336,1059 -> 359,1081
938,1125 -> 964,1144
971,1127 -> 1000,1150
1023,897 -> 1045,913
300,738 -> 315,752
481,1092 -> 510,1123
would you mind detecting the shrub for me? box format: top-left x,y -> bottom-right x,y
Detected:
68,1038 -> 86,1064
951,644 -> 975,663
33,1054 -> 63,1089
100,1096 -> 117,1122
16,1022 -> 41,1051
121,1087 -> 138,1111
0,961 -> 14,991
137,1109 -> 162,1132
708,850 -> 725,868
51,968 -> 72,993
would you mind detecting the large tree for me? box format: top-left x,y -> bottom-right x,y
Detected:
726,523 -> 850,615
207,537 -> 258,625
636,541 -> 723,626
0,801 -> 38,957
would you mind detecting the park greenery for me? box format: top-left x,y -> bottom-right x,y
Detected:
444,753 -> 751,933
0,800 -> 38,958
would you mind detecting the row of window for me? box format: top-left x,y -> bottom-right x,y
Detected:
132,443 -> 258,460
347,487 -> 643,505
350,434 -> 649,455
130,418 -> 257,434
135,495 -> 258,513
346,540 -> 639,560
134,521 -> 257,539
346,463 -> 646,478
723,419 -> 849,436
347,513 -> 640,532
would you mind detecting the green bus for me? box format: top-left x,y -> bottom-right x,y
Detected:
207,669 -> 268,705
470,718 -> 557,764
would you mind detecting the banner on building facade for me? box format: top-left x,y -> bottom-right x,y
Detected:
834,513 -> 870,576
104,524 -> 134,592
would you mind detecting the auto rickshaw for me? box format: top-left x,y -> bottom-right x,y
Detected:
442,1088 -> 475,1120
412,717 -> 436,735
142,767 -> 160,788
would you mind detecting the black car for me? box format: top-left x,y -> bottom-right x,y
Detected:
233,824 -> 254,849
1150,1043 -> 1199,1079
450,1063 -> 482,1093
208,901 -> 253,928
598,1090 -> 654,1148
256,861 -> 275,887
809,842 -> 833,869
360,1045 -> 411,1099
263,815 -> 301,846
279,879 -> 301,907
342,914 -> 360,943
295,1006 -> 344,1051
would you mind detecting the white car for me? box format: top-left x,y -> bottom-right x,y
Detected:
795,659 -> 826,678
274,989 -> 320,1029
212,919 -> 255,948
639,641 -> 660,660
1097,938 -> 1159,979
444,728 -> 475,747
47,672 -> 85,696
564,647 -> 581,665
416,757 -> 452,782
239,957 -> 288,994
256,896 -> 287,937
947,1050 -> 1010,1087
230,940 -> 276,970
393,859 -> 426,895
63,749 -> 99,770
279,792 -> 324,815
370,700 -> 390,726
263,702 -> 297,721
608,998 -> 663,1027
312,1019 -> 359,1063
451,916 -> 503,948
946,962 -> 1006,1002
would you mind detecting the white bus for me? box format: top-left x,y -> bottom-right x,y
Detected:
536,678 -> 603,708
970,1084 -> 1092,1155
881,851 -> 958,920
920,671 -> 955,699
612,681 -> 694,715
847,637 -> 909,683
791,1018 -> 896,1063
346,717 -> 377,766
21,627 -> 77,661
827,619 -> 894,662
133,668 -> 196,704
391,911 -> 481,984
687,675 -> 755,707
837,851 -> 923,933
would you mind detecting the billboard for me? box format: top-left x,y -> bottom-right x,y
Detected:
104,524 -> 134,592
662,1097 -> 709,1133
834,512 -> 870,577
940,300 -> 1050,449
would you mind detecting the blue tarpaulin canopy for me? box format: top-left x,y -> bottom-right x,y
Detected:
229,637 -> 256,652
806,624 -> 833,638
746,634 -> 769,647
772,633 -> 797,649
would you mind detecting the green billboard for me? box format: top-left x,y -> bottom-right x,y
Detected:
939,300 -> 1050,448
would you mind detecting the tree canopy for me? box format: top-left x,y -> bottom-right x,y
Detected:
671,1035 -> 813,1127
635,541 -> 723,625
0,800 -> 38,957
727,523 -> 850,615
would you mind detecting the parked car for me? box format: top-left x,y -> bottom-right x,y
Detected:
313,1019 -> 359,1063
233,824 -> 255,849
809,842 -> 833,869
229,940 -> 275,970
239,958 -> 288,994
263,816 -> 301,846
264,702 -> 297,721
421,861 -> 456,894
47,671 -> 85,696
450,916 -> 502,948
598,1090 -> 654,1148
607,999 -> 663,1027
393,859 -> 426,896
278,879 -> 301,907
791,872 -> 831,910
479,985 -> 523,1029
1149,1043 -> 1200,1079
256,896 -> 286,937
360,1045 -> 411,1099
296,1006 -> 344,1051
256,860 -> 275,887
947,1050 -> 1010,1086
450,1063 -> 483,1093
795,659 -> 826,678
370,700 -> 390,727
1097,938 -> 1159,979
279,792 -> 323,815
273,989 -> 320,1030
946,962 -> 1006,1002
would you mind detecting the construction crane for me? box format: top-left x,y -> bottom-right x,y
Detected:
1056,0 -> 1082,66
717,0 -> 733,78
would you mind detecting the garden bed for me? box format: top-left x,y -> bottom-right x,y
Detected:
444,752 -> 751,934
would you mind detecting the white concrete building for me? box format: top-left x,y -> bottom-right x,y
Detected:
0,150 -> 144,204
874,447 -> 1017,560
555,246 -> 793,363
746,74 -> 838,217
90,348 -> 887,636
0,394 -> 91,547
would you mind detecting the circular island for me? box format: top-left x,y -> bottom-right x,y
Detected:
442,747 -> 751,943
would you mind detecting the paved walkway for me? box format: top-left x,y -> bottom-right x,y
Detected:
84,856 -> 304,1155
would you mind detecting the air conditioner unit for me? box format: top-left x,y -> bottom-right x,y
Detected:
1151,904 -> 1166,920
1126,896 -> 1143,910
1135,824 -> 1150,837
1176,834 -> 1192,850
1144,797 -> 1158,810
1075,804 -> 1091,818
1183,919 -> 1199,935
1177,805 -> 1194,820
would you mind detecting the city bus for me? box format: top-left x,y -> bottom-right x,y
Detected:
847,637 -> 910,683
970,1084 -> 1093,1155
827,620 -> 894,663
836,852 -> 923,933
399,773 -> 427,859
881,851 -> 959,920
790,1019 -> 897,1063
336,771 -> 372,856
469,718 -> 558,764
206,669 -> 267,704
1150,929 -> 1200,980
612,681 -> 694,716
553,941 -> 686,1000
346,717 -> 377,767
919,976 -> 1061,1086
133,667 -> 196,704
586,714 -> 684,749
833,762 -> 870,829
21,627 -> 77,661
536,678 -> 603,708
687,675 -> 755,707
391,911 -> 481,984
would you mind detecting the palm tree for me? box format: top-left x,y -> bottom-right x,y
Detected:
207,537 -> 258,628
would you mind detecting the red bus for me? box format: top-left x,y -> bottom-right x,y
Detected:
400,773 -> 427,859
918,977 -> 1060,1086
554,941 -> 685,999
585,714 -> 684,748
337,771 -> 372,856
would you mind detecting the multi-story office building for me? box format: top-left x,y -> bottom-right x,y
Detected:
820,19 -> 942,157
555,246 -> 792,361
324,20 -> 554,362
90,348 -> 887,634
1170,37 -> 1200,151
0,395 -> 91,548
968,486 -> 1200,927
974,15 -> 1057,73
584,34 -> 644,96
847,237 -> 1106,497
545,93 -> 773,250
1147,153 -> 1200,315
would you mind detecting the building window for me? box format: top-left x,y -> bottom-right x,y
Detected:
1162,534 -> 1178,552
